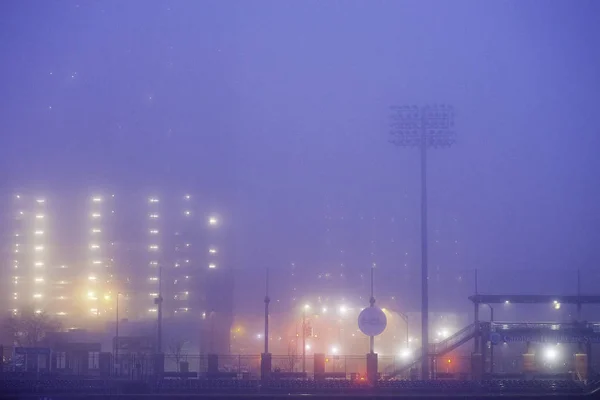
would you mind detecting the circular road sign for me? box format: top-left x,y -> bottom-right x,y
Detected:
358,307 -> 387,337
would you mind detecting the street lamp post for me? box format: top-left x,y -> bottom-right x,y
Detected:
264,268 -> 270,355
484,304 -> 494,373
155,266 -> 164,354
302,305 -> 308,375
390,104 -> 456,379
115,292 -> 121,377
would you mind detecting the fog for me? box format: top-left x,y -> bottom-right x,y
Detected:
1,0 -> 599,344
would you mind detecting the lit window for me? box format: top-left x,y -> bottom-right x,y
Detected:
149,277 -> 158,281
209,263 -> 216,269
57,312 -> 67,316
33,293 -> 42,299
92,229 -> 101,233
148,308 -> 157,313
35,214 -> 44,219
36,199 -> 45,204
34,277 -> 44,283
208,216 -> 218,226
149,197 -> 159,203
88,276 -> 97,281
150,229 -> 159,234
149,213 -> 159,219
92,197 -> 102,202
184,210 -> 191,216
91,213 -> 101,218
149,245 -> 159,250
209,248 -> 217,254
149,292 -> 158,297
90,244 -> 100,249
93,260 -> 102,264
34,230 -> 44,235
34,246 -> 44,251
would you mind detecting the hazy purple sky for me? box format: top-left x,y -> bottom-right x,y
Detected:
1,0 -> 599,311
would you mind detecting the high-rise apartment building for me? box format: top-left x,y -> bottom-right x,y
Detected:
2,192 -> 234,339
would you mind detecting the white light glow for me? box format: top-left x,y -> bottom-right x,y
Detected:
33,293 -> 42,299
544,347 -> 559,362
92,197 -> 102,202
34,246 -> 44,251
208,263 -> 216,269
149,213 -> 159,219
90,244 -> 100,249
36,199 -> 45,204
339,305 -> 348,315
331,346 -> 339,355
322,307 -> 327,314
36,214 -> 44,219
88,276 -> 97,281
185,195 -> 191,200
35,262 -> 44,267
400,349 -> 413,359
209,248 -> 217,254
305,344 -> 311,350
208,216 -> 218,225
34,230 -> 44,235
149,198 -> 159,203
92,229 -> 101,233
91,213 -> 101,218
34,277 -> 44,283
150,229 -> 159,234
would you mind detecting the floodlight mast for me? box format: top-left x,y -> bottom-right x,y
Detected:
389,104 -> 456,379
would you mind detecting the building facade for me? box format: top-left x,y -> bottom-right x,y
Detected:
2,192 -> 234,349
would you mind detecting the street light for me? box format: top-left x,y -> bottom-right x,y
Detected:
115,292 -> 122,377
482,303 -> 494,373
390,104 -> 456,379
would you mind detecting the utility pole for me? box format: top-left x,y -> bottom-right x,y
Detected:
390,104 -> 456,379
115,292 -> 120,377
155,265 -> 163,354
264,268 -> 270,354
302,308 -> 306,374
369,266 -> 375,354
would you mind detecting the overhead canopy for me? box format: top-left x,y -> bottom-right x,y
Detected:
469,294 -> 600,305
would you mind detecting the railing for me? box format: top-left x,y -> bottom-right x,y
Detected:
431,323 -> 479,355
385,323 -> 480,379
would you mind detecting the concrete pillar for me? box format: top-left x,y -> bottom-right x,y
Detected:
471,353 -> 483,381
207,354 -> 218,375
314,353 -> 325,381
366,353 -> 378,383
154,353 -> 165,378
260,353 -> 271,380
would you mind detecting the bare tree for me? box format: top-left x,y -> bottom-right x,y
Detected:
168,338 -> 189,372
2,308 -> 61,347
286,340 -> 298,372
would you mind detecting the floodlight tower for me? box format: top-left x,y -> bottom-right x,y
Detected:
390,104 -> 456,379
